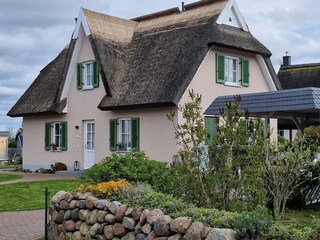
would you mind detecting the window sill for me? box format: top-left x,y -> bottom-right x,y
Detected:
224,82 -> 241,88
82,86 -> 94,91
50,149 -> 62,152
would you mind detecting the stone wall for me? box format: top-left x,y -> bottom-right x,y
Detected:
49,191 -> 236,240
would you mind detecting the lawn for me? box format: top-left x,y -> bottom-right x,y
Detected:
0,179 -> 81,212
0,164 -> 21,170
0,173 -> 23,182
283,207 -> 320,228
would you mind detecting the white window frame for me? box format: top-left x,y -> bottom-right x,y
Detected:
224,56 -> 240,86
52,122 -> 62,150
83,61 -> 94,90
118,118 -> 132,152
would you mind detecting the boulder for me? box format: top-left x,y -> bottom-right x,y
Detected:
182,221 -> 204,240
170,217 -> 192,234
89,209 -> 98,224
85,195 -> 98,210
141,223 -> 152,234
154,215 -> 172,236
72,231 -> 82,240
168,234 -> 182,240
55,210 -> 65,224
75,220 -> 82,230
80,222 -> 90,236
60,200 -> 70,210
79,209 -> 89,221
107,201 -> 121,214
69,200 -> 78,209
115,205 -> 127,222
147,209 -> 164,225
205,228 -> 236,240
48,221 -> 60,240
201,227 -> 212,239
105,213 -> 116,224
125,207 -> 133,217
64,220 -> 76,232
71,208 -> 80,221
112,223 -> 127,237
122,217 -> 136,230
136,233 -> 148,240
64,210 -> 71,220
122,232 -> 135,240
132,206 -> 144,220
94,199 -> 109,210
103,225 -> 113,240
97,210 -> 107,223
139,209 -> 150,226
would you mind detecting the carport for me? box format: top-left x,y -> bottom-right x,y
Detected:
204,87 -> 320,136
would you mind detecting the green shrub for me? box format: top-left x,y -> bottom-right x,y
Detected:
51,162 -> 67,172
262,224 -> 311,240
171,207 -> 236,228
235,205 -> 273,239
79,152 -> 174,193
109,185 -> 191,215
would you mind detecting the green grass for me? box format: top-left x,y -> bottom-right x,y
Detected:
0,164 -> 21,170
0,173 -> 23,182
0,179 -> 81,212
283,207 -> 320,228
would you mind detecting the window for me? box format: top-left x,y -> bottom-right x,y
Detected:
45,122 -> 67,151
109,118 -> 140,152
77,61 -> 99,90
216,53 -> 249,87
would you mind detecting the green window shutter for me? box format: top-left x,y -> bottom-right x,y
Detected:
216,53 -> 225,84
45,122 -> 51,151
131,118 -> 140,151
109,119 -> 117,151
77,63 -> 83,90
93,61 -> 99,88
204,117 -> 217,141
61,122 -> 68,151
241,59 -> 250,87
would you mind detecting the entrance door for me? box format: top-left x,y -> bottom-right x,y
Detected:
84,121 -> 95,169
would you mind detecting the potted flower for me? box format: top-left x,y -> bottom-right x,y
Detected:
51,143 -> 58,151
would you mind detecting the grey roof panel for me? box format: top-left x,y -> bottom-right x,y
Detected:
204,87 -> 320,117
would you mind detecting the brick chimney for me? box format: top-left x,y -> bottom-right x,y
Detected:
282,52 -> 291,66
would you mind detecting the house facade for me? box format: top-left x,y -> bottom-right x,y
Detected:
8,0 -> 279,171
0,131 -> 10,160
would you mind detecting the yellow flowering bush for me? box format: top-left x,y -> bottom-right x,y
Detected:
76,179 -> 128,197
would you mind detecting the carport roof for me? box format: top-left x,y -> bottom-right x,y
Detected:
204,87 -> 320,120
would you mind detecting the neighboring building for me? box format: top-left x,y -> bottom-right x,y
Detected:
0,131 -> 10,160
7,0 -> 279,171
278,55 -> 320,141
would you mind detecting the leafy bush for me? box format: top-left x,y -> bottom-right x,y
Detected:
76,179 -> 128,197
109,186 -> 191,215
79,152 -> 174,193
51,162 -> 67,172
235,205 -> 273,239
171,207 -> 236,228
262,224 -> 311,240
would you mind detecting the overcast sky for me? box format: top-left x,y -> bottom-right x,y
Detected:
1,0 -> 320,133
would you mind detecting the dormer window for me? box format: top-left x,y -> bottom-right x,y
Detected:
216,53 -> 249,87
77,61 -> 99,90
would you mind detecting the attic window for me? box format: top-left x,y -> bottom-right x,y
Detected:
77,61 -> 99,90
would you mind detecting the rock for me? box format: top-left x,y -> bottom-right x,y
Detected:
141,223 -> 152,234
104,225 -> 114,240
64,220 -> 76,232
58,232 -> 66,240
79,200 -> 86,209
89,209 -> 98,224
72,231 -> 83,240
205,228 -> 236,240
112,223 -> 127,237
168,234 -> 182,240
107,201 -> 121,214
154,237 -> 169,240
122,232 -> 135,240
90,223 -> 101,237
182,221 -> 204,240
76,192 -> 93,200
105,213 -> 116,224
125,207 -> 133,217
55,210 -> 65,224
97,210 -> 107,223
122,217 -> 136,230
154,215 -> 172,236
85,195 -> 98,210
66,232 -> 73,240
147,231 -> 156,240
79,209 -> 89,221
134,222 -> 142,235
170,217 -> 192,234
96,234 -> 106,240
60,200 -> 70,210
132,206 -> 144,220
201,227 -> 212,239
71,208 -> 80,221
95,200 -> 109,210
80,222 -> 90,236
147,209 -> 164,225
52,191 -> 68,204
59,224 -> 66,234
139,209 -> 150,226
64,210 -> 71,220
48,221 -> 60,240
49,206 -> 54,216
136,233 -> 148,240
69,200 -> 78,209
115,205 -> 127,222
75,220 -> 82,230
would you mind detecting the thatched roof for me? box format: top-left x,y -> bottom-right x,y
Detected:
8,0 -> 275,116
7,40 -> 75,117
278,63 -> 320,89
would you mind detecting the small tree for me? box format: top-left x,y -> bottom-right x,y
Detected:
167,89 -> 211,206
263,139 -> 313,219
